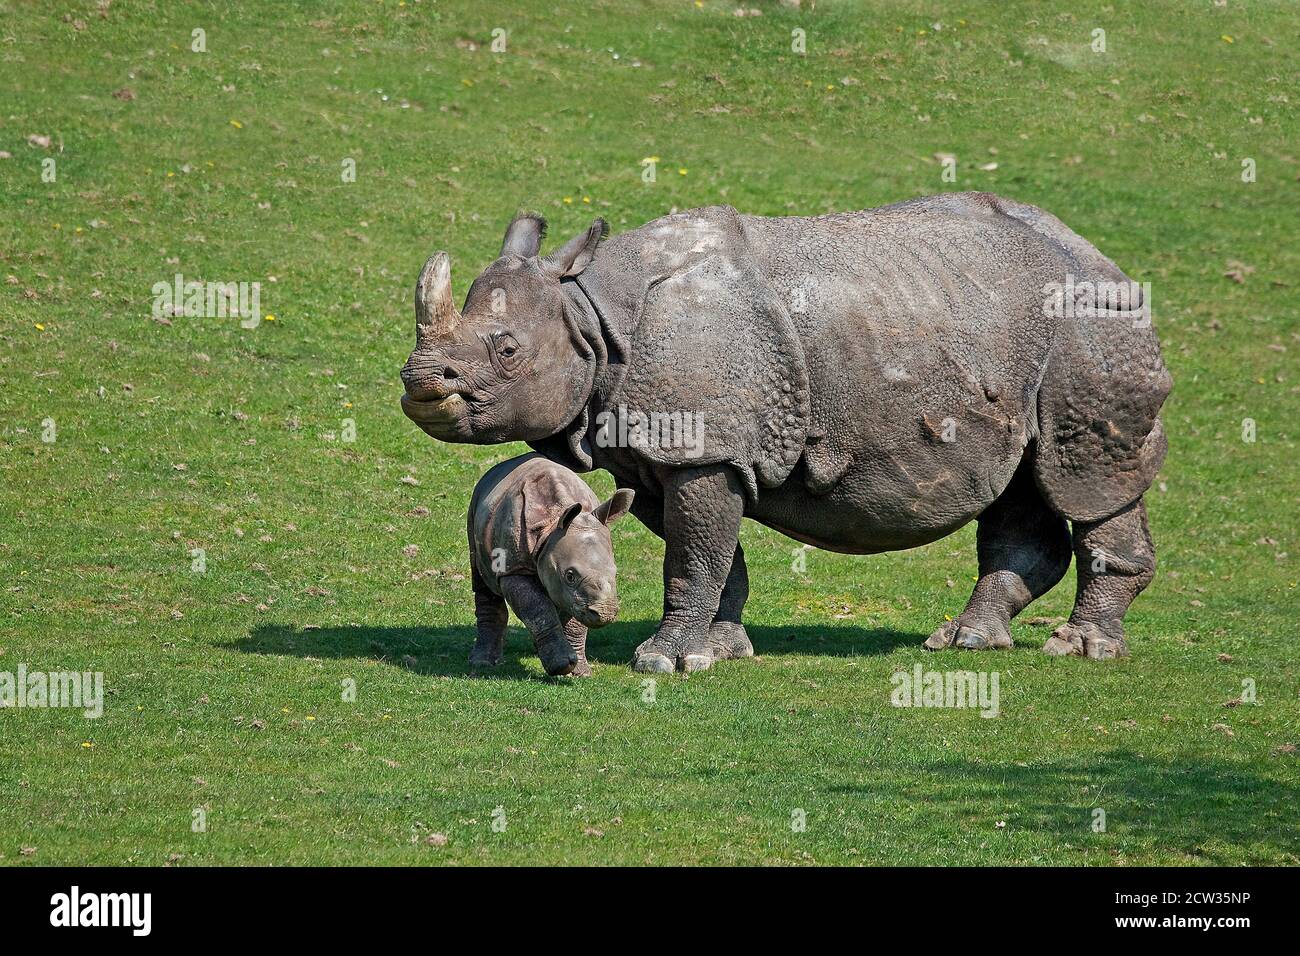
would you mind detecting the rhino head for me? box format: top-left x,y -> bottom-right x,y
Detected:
400,213 -> 607,445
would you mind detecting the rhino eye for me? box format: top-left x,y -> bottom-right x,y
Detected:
495,334 -> 521,368
564,568 -> 578,584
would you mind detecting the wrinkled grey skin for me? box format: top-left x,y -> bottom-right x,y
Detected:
466,452 -> 634,676
403,192 -> 1171,672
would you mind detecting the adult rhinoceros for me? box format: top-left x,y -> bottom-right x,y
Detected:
400,192 -> 1171,673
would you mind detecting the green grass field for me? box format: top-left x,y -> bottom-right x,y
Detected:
1,0 -> 1296,865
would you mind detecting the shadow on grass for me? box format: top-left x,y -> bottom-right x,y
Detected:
232,620 -> 920,680
831,751 -> 1300,864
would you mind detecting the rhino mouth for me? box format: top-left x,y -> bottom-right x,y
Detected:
401,393 -> 473,440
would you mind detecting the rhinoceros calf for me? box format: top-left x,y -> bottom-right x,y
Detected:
402,192 -> 1171,672
466,453 -> 634,676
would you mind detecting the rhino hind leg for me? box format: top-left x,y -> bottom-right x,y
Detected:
1043,497 -> 1155,660
925,464 -> 1072,652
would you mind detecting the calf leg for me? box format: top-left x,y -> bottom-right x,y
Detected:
562,616 -> 592,677
926,465 -> 1072,651
499,574 -> 578,676
1043,497 -> 1155,660
469,567 -> 508,669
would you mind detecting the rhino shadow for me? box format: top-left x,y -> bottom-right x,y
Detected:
585,621 -> 919,663
233,620 -> 919,679
828,751 -> 1300,864
234,623 -> 544,681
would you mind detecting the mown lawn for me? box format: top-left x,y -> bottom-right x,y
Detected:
0,0 -> 1296,865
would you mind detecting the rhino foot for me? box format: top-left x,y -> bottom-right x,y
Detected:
1042,621 -> 1129,660
707,622 -> 754,660
633,623 -> 752,673
632,634 -> 678,673
924,617 -> 1014,651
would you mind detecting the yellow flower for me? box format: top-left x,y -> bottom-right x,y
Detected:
281,707 -> 290,713
264,314 -> 276,322
306,715 -> 316,721
1221,35 -> 1234,44
461,78 -> 473,87
166,171 -> 175,178
678,168 -> 688,175
82,742 -> 93,749
582,196 -> 591,204
343,401 -> 352,408
563,196 -> 573,204
229,119 -> 243,129
34,323 -> 45,331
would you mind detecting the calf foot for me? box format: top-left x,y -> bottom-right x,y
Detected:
468,646 -> 503,670
924,615 -> 1014,651
1042,621 -> 1129,660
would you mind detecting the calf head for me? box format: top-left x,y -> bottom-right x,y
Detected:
400,214 -> 606,444
527,486 -> 635,630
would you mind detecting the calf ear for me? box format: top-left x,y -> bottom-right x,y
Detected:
501,211 -> 547,258
521,474 -> 583,557
593,488 -> 634,526
542,219 -> 608,278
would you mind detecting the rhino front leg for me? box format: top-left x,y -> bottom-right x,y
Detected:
627,484 -> 754,662
633,464 -> 745,674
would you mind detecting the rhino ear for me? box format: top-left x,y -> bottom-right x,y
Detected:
593,488 -> 634,526
501,211 -> 547,258
542,219 -> 608,279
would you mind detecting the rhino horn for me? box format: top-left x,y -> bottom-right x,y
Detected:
415,251 -> 459,334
